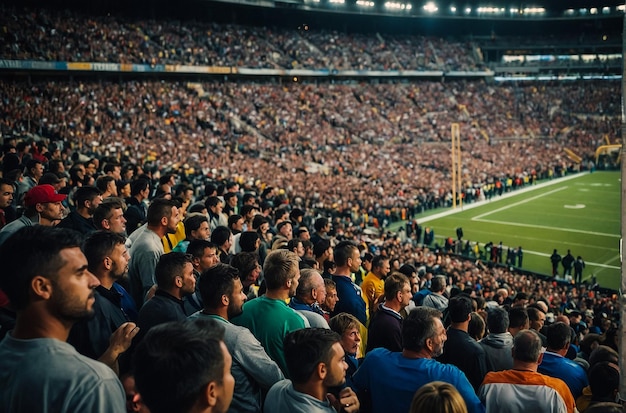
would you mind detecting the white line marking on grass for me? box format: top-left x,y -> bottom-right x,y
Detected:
472,218 -> 620,238
471,187 -> 569,220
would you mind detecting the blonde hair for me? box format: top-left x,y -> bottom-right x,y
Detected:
410,382 -> 468,413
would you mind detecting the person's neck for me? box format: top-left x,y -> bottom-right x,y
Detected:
334,267 -> 352,277
265,289 -> 290,301
77,207 -> 91,220
161,288 -> 183,300
293,380 -> 327,402
547,347 -> 568,357
147,224 -> 167,238
96,273 -> 115,290
402,348 -> 430,359
512,360 -> 538,372
450,322 -> 469,332
203,307 -> 229,321
383,300 -> 403,313
12,306 -> 72,342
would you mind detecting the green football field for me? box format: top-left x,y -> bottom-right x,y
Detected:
412,171 -> 621,291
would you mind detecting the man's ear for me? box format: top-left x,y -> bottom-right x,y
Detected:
537,352 -> 544,365
202,381 -> 218,408
317,362 -> 327,380
31,275 -> 53,300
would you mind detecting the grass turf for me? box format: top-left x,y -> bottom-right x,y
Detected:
410,171 -> 621,291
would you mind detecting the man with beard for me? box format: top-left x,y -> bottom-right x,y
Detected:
352,307 -> 484,413
189,263 -> 284,413
264,328 -> 360,413
57,186 -> 103,235
128,198 -> 180,307
0,226 -> 126,412
232,250 -> 308,376
68,231 -> 138,373
0,184 -> 66,246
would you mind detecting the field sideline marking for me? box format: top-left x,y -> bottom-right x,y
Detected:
471,218 -> 620,238
471,187 -> 569,221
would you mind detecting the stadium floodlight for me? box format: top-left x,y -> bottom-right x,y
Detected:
523,7 -> 545,14
450,5 -> 456,12
579,8 -> 587,14
384,2 -> 411,10
464,7 -> 471,14
590,7 -> 598,14
356,0 -> 375,7
602,7 -> 610,14
618,5 -> 625,12
329,0 -> 345,4
423,1 -> 438,13
564,8 -> 575,15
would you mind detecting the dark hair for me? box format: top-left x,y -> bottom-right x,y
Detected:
73,186 -> 101,208
184,214 -> 208,239
133,319 -> 225,413
198,263 -> 239,308
240,204 -> 257,217
230,252 -> 259,280
398,264 -> 417,279
147,198 -> 177,226
313,239 -> 331,259
93,197 -> 126,230
96,175 -> 115,193
527,307 -> 543,323
589,345 -> 619,367
448,295 -> 473,323
0,226 -> 84,310
155,252 -> 192,290
589,361 -> 620,400
204,196 -> 222,209
83,231 -> 126,273
227,214 -> 243,230
333,240 -> 358,267
508,308 -> 529,329
287,238 -> 302,252
210,226 -> 232,247
130,179 -> 150,197
486,307 -> 509,334
512,329 -> 543,362
239,231 -> 260,252
384,273 -> 409,301
430,275 -> 446,293
372,255 -> 389,271
251,215 -> 268,230
402,307 -> 442,352
284,328 -> 341,384
314,217 -> 329,232
187,240 -> 217,260
546,322 -> 572,350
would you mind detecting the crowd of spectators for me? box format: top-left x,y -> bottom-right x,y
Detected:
0,6 -> 486,71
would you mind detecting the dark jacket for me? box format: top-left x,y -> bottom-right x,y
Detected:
56,211 -> 97,235
437,327 -> 488,391
366,304 -> 403,354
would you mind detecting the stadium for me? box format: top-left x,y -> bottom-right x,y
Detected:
0,0 -> 623,410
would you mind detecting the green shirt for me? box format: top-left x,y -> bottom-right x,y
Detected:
232,296 -> 307,376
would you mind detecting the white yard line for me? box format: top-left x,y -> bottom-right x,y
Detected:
471,218 -> 620,238
471,186 -> 569,220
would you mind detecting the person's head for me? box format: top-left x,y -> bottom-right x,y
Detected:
205,196 -> 224,215
120,372 -> 149,413
314,217 -> 330,233
211,226 -> 233,252
131,179 -> 150,198
527,307 -> 546,332
223,192 -> 238,208
83,231 -> 129,281
448,294 -> 473,324
133,319 -> 233,413
334,241 -> 361,272
298,226 -> 311,241
313,239 -> 332,260
508,307 -> 529,332
251,215 -> 269,232
277,220 -> 293,239
428,275 -> 445,294
287,238 -> 305,257
585,403 -> 623,413
468,313 -> 486,341
93,198 -> 127,234
239,231 -> 261,252
230,252 -> 261,288
328,313 -> 361,356
296,268 -> 326,305
512,292 -> 528,308
263,249 -> 300,296
323,278 -> 339,312
155,252 -> 195,296
96,175 -> 117,197
361,252 -> 374,272
184,214 -> 210,241
25,159 -> 44,180
512,329 -> 543,363
486,306 -> 509,334
199,263 -> 246,319
0,227 -> 98,323
227,214 -> 244,233
402,307 -> 446,357
283,328 -> 346,388
73,186 -> 103,215
24,184 -> 66,223
588,361 -> 620,402
409,381 -> 468,413
0,178 -> 15,208
147,198 -> 180,234
372,256 -> 391,278
384,273 -> 412,309
289,208 -> 305,224
399,263 -> 419,293
546,322 -> 572,352
589,345 -> 619,367
187,240 -> 219,273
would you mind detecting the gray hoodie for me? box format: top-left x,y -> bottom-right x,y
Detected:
480,332 -> 514,372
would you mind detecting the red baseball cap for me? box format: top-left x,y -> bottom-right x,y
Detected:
24,184 -> 67,207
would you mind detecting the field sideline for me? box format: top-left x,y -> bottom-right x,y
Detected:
407,171 -> 621,291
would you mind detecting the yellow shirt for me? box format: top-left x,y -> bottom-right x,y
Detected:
361,272 -> 384,311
